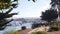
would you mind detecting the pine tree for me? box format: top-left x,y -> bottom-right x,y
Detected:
0,0 -> 18,30
50,0 -> 60,17
28,0 -> 37,2
41,9 -> 58,25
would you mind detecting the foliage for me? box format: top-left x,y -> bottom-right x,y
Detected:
49,22 -> 60,32
21,26 -> 26,30
3,30 -> 21,34
49,26 -> 59,32
31,31 -> 47,34
32,23 -> 41,29
50,0 -> 60,17
50,0 -> 60,7
0,0 -> 18,30
0,8 -> 17,30
0,0 -> 37,30
41,9 -> 58,22
28,0 -> 37,2
0,0 -> 37,9
0,0 -> 18,9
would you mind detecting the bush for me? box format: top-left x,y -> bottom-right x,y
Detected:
48,22 -> 60,32
32,23 -> 41,29
48,26 -> 59,32
3,30 -> 21,34
31,31 -> 47,34
21,26 -> 26,30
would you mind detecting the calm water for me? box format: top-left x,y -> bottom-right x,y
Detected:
0,23 -> 32,34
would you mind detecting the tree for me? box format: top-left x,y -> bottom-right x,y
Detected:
41,9 -> 58,24
21,26 -> 26,30
28,0 -> 37,2
50,0 -> 60,17
48,22 -> 60,32
0,0 -> 36,30
0,0 -> 18,10
0,0 -> 18,30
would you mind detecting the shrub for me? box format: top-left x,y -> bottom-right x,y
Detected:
32,23 -> 41,29
48,22 -> 60,32
3,30 -> 21,34
48,26 -> 59,32
31,31 -> 47,34
21,26 -> 26,30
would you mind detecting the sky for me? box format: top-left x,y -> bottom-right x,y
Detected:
12,0 -> 51,18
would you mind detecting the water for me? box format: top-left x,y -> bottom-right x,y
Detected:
0,23 -> 32,34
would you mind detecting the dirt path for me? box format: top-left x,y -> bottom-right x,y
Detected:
48,31 -> 60,34
28,26 -> 50,34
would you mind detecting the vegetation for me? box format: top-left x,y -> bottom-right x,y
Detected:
41,9 -> 58,24
31,31 -> 47,34
32,23 -> 43,29
0,0 -> 18,9
48,22 -> 60,32
50,0 -> 60,8
32,23 -> 40,29
21,26 -> 26,30
0,0 -> 37,30
3,30 -> 21,34
28,0 -> 37,2
50,0 -> 60,17
0,0 -> 18,30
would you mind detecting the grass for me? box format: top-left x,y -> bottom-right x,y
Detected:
31,31 -> 47,34
3,30 -> 21,34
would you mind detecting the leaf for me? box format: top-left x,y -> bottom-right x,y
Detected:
6,8 -> 13,14
32,0 -> 37,2
14,0 -> 18,1
12,4 -> 17,8
32,0 -> 35,2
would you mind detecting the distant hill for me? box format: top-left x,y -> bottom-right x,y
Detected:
13,17 -> 42,23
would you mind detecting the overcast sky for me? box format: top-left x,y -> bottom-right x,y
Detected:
12,0 -> 51,18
